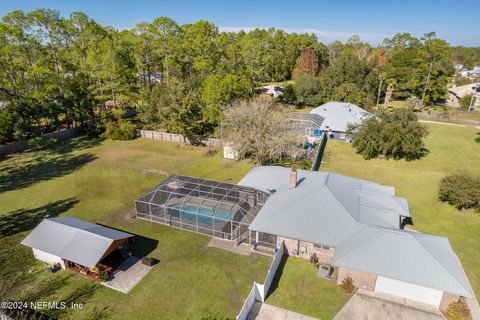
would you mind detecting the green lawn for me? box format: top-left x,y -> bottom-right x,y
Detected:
0,138 -> 271,319
266,257 -> 352,319
321,123 -> 480,299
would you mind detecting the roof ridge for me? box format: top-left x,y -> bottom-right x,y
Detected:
251,185 -> 330,229
410,234 -> 472,296
47,218 -> 114,242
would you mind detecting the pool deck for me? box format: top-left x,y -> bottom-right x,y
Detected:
207,237 -> 252,256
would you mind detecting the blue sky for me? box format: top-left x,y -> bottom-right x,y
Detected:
1,0 -> 479,46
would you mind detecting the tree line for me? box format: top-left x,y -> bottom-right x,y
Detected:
0,9 -> 478,143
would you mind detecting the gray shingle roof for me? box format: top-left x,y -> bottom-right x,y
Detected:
333,227 -> 474,298
21,218 -> 133,268
310,101 -> 371,132
238,166 -> 410,246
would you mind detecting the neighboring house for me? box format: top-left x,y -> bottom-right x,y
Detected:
259,85 -> 283,100
139,71 -> 163,83
288,112 -> 325,140
238,166 -> 474,309
459,66 -> 480,78
448,83 -> 480,108
310,102 -> 371,141
22,218 -> 134,281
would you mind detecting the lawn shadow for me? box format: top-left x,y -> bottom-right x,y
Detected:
95,224 -> 159,260
0,198 -> 79,239
264,255 -> 288,300
0,151 -> 96,193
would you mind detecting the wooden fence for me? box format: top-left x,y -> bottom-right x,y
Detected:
138,130 -> 223,148
0,127 -> 80,156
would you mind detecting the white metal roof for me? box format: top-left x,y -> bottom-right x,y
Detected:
21,218 -> 133,268
239,166 -> 410,246
310,101 -> 371,132
240,166 -> 473,297
333,227 -> 474,298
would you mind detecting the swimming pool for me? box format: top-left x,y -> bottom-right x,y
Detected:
168,203 -> 233,225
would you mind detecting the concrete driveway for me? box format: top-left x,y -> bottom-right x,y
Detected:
334,290 -> 445,320
248,302 -> 318,320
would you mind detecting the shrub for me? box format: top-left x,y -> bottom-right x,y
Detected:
339,276 -> 356,294
28,136 -> 60,150
102,120 -> 137,140
445,300 -> 471,320
439,173 -> 480,211
459,95 -> 474,111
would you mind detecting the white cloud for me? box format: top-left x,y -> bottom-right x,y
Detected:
218,26 -> 389,44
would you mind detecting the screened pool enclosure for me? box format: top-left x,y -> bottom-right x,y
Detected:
135,176 -> 273,246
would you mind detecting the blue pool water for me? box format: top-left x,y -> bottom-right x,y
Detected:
168,203 -> 233,224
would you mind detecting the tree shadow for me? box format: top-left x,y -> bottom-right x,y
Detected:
0,152 -> 97,193
0,198 -> 79,239
264,255 -> 288,300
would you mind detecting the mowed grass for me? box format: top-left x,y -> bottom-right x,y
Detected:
321,123 -> 480,299
266,257 -> 352,319
0,138 -> 270,319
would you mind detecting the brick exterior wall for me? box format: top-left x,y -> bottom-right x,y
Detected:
337,266 -> 377,291
439,292 -> 460,311
278,236 -> 335,263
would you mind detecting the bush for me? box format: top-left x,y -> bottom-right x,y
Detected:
28,136 -> 60,150
439,173 -> 480,211
339,276 -> 356,294
459,95 -> 474,111
102,120 -> 137,140
279,84 -> 297,105
455,77 -> 472,87
445,300 -> 471,320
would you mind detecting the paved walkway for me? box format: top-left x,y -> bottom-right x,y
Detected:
101,256 -> 153,293
207,237 -> 251,256
334,289 -> 444,320
248,302 -> 318,320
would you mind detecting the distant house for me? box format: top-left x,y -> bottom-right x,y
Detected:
22,218 -> 134,282
309,102 -> 371,140
459,66 -> 480,78
139,71 -> 163,83
448,83 -> 480,108
259,85 -> 283,100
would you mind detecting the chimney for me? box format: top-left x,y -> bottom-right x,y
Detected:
289,168 -> 297,189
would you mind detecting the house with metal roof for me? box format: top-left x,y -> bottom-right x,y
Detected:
22,217 -> 134,281
309,102 -> 371,140
238,166 -> 474,308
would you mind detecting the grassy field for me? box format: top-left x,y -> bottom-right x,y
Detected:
321,123 -> 480,299
266,258 -> 352,319
0,138 -> 271,319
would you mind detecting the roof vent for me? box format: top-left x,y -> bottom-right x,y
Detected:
266,187 -> 276,194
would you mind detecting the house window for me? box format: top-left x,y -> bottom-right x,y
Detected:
314,243 -> 330,251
